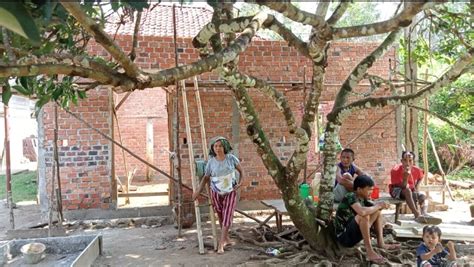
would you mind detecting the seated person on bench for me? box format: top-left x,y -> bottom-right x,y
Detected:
334,175 -> 400,264
333,148 -> 367,203
389,151 -> 428,222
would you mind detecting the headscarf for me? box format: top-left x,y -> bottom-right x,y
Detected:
208,136 -> 233,157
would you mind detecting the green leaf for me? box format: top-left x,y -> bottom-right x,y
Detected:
52,87 -> 63,100
77,90 -> 87,99
19,77 -> 29,89
2,86 -> 12,105
12,85 -> 32,96
35,94 -> 50,109
0,3 -> 41,45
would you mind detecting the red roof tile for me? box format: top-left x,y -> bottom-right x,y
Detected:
104,4 -> 213,38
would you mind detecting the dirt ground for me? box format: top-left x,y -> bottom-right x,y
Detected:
1,195 -> 474,266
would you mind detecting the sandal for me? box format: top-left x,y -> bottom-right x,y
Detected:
367,255 -> 386,264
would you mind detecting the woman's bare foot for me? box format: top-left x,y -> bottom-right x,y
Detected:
223,238 -> 236,247
217,245 -> 225,254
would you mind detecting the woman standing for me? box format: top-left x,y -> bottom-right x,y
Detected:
193,136 -> 243,254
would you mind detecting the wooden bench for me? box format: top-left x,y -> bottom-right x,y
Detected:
375,194 -> 405,224
261,199 -> 287,232
262,195 -> 405,232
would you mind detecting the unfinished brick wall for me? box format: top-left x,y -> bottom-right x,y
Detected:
42,36 -> 399,210
113,89 -> 170,180
41,89 -> 112,210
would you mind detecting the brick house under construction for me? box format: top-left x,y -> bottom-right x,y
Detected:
38,4 -> 401,213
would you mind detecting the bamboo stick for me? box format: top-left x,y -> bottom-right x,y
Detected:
180,80 -> 205,254
53,104 -> 64,222
427,130 -> 455,203
3,87 -> 14,229
172,4 -> 183,237
193,76 -> 218,251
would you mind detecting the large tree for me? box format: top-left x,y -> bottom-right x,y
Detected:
0,1 -> 472,255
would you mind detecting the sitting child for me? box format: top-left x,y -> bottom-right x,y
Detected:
333,148 -> 366,203
334,175 -> 400,264
416,225 -> 457,267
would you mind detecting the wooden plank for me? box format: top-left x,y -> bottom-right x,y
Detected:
392,223 -> 474,241
118,192 -> 168,197
181,80 -> 205,254
261,199 -> 288,215
417,185 -> 445,191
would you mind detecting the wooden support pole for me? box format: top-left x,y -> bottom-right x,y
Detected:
193,76 -> 218,251
3,87 -> 14,229
427,129 -> 455,203
114,91 -> 132,111
180,80 -> 205,254
146,118 -> 154,182
53,104 -> 64,222
422,98 -> 429,191
172,4 -> 183,237
112,100 -> 130,205
109,89 -> 117,207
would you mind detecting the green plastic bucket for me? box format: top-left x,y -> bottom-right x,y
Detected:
299,183 -> 311,200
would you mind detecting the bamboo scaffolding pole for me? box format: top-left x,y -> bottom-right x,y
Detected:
172,4 -> 183,236
427,129 -> 455,203
180,80 -> 205,254
3,87 -> 14,229
63,108 -> 268,226
53,104 -> 64,222
112,101 -> 130,204
193,76 -> 218,251
422,98 -> 430,202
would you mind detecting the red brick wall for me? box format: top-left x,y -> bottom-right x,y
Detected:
44,36 -> 398,210
42,90 -> 112,210
113,89 -> 170,179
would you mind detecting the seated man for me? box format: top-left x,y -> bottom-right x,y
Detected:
334,175 -> 400,264
389,151 -> 428,221
333,148 -> 366,202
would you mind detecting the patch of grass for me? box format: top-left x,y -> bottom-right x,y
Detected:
0,171 -> 37,203
446,166 -> 474,181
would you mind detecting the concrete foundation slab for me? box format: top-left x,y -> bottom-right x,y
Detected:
0,234 -> 102,267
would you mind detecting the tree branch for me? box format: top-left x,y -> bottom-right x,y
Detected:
0,63 -> 134,88
333,30 -> 401,109
193,13 -> 309,57
224,71 -> 297,134
61,2 -> 149,82
256,1 -> 326,27
129,11 -> 142,61
332,2 -> 438,39
221,70 -> 286,184
408,105 -> 474,135
329,49 -> 473,123
326,1 -> 350,26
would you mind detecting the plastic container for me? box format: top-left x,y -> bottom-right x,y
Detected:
371,185 -> 380,199
21,242 -> 46,264
299,183 -> 311,200
265,247 -> 281,256
313,195 -> 319,203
